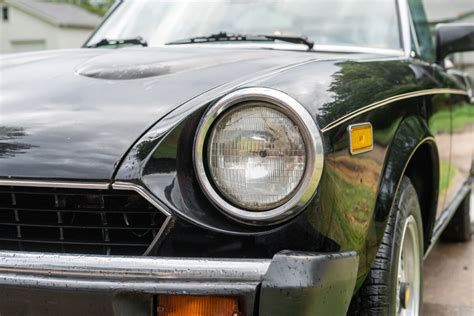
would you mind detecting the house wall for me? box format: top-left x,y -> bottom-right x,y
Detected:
0,3 -> 95,54
56,27 -> 94,49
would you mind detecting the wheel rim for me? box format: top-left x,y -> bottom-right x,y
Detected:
396,215 -> 421,316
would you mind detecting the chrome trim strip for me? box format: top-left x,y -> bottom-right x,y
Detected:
0,179 -> 110,190
112,182 -> 172,217
424,181 -> 471,259
311,45 -> 404,56
0,251 -> 270,293
398,0 -> 412,58
158,43 -> 405,56
348,122 -> 373,155
143,216 -> 172,255
321,89 -> 468,133
193,87 -> 325,224
112,181 -> 173,255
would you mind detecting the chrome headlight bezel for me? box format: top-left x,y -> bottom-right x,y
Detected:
194,88 -> 324,224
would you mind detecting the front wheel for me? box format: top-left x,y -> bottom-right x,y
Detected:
349,177 -> 424,315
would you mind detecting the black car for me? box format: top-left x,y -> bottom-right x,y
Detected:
0,0 -> 473,315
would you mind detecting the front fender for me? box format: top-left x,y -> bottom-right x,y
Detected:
352,114 -> 438,290
373,115 -> 438,236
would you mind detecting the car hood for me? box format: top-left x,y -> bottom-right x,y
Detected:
0,47 -> 337,180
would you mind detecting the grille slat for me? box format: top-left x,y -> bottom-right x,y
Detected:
0,186 -> 167,256
0,222 -> 161,230
0,190 -> 133,197
0,237 -> 150,247
0,206 -> 157,214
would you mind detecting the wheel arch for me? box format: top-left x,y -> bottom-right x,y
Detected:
373,115 -> 439,253
404,140 -> 439,252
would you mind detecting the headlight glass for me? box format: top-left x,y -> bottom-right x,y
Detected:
208,104 -> 306,211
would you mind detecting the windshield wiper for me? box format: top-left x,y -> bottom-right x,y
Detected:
86,36 -> 148,48
166,32 -> 314,50
166,32 -> 271,45
263,34 -> 314,50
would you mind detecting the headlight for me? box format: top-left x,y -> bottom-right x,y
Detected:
194,88 -> 324,224
208,104 -> 306,210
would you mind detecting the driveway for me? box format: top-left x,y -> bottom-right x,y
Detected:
423,192 -> 474,315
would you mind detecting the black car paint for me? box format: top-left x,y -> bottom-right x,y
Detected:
113,51 -> 471,290
0,47 -> 330,179
1,46 -> 472,294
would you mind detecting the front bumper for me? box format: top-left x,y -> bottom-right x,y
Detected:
0,250 -> 358,316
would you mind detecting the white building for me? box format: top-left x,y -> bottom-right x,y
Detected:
0,0 -> 101,54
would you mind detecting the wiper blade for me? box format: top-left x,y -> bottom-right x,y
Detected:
165,32 -> 272,45
86,36 -> 148,48
166,32 -> 314,50
263,34 -> 314,50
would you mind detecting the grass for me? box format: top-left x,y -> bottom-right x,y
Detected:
429,103 -> 474,134
439,160 -> 457,194
322,163 -> 376,252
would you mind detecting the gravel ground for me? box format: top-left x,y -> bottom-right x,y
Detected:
422,192 -> 474,316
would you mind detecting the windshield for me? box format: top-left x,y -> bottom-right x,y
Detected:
88,0 -> 402,51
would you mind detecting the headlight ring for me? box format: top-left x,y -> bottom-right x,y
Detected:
194,88 -> 324,225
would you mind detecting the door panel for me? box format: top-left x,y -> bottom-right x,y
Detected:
446,94 -> 474,206
427,93 -> 452,218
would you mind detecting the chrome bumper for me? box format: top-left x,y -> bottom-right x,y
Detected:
0,251 -> 269,295
0,250 -> 359,316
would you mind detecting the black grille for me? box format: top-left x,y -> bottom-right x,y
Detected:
0,186 -> 167,256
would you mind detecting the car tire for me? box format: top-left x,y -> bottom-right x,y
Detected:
441,188 -> 472,242
348,176 -> 424,316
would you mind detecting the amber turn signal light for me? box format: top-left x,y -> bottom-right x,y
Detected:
156,295 -> 241,316
349,123 -> 373,155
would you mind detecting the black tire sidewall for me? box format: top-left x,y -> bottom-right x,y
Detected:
348,177 -> 425,315
388,177 -> 424,315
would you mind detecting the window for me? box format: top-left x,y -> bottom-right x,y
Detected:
87,0 -> 402,51
2,6 -> 8,22
408,0 -> 435,62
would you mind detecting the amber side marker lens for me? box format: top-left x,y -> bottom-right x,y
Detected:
348,123 -> 373,155
156,295 -> 241,316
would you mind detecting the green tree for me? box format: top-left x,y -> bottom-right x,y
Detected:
318,61 -> 433,124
